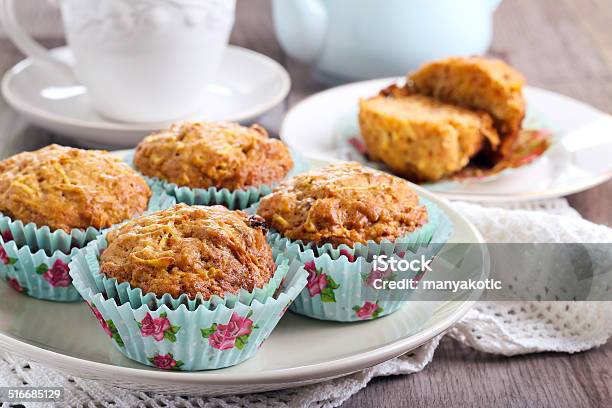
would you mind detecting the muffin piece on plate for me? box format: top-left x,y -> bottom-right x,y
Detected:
257,162 -> 429,247
0,144 -> 151,232
100,204 -> 275,299
359,91 -> 500,181
408,56 -> 526,157
134,121 -> 294,190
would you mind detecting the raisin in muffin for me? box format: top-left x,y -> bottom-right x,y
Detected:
0,144 -> 151,232
359,88 -> 499,181
100,204 -> 275,299
134,121 -> 294,190
408,56 -> 525,158
257,162 -> 428,247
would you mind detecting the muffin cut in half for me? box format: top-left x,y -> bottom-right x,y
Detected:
0,144 -> 151,232
408,56 -> 526,158
359,88 -> 500,182
257,162 -> 428,247
134,121 -> 294,190
100,204 -> 275,299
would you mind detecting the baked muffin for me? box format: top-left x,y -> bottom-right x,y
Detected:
408,56 -> 526,157
0,144 -> 151,232
257,162 -> 428,247
134,121 -> 294,190
359,89 -> 500,181
100,204 -> 275,299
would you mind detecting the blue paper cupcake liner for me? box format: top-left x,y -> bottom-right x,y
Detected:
0,240 -> 81,302
85,234 -> 289,312
286,248 -> 440,322
259,198 -> 453,322
69,236 -> 309,371
150,148 -> 310,210
0,182 -> 176,302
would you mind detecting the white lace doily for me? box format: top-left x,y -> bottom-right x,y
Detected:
1,198 -> 611,408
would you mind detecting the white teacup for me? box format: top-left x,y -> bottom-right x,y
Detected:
0,0 -> 236,123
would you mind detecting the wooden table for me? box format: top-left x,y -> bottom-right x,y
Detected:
0,0 -> 610,406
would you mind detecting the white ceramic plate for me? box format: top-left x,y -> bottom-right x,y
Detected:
280,78 -> 612,202
1,46 -> 291,148
0,156 -> 484,396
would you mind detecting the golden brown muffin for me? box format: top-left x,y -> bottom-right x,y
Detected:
134,121 -> 294,190
257,162 -> 428,247
100,204 -> 275,299
0,144 -> 151,232
359,90 -> 500,181
408,56 -> 525,157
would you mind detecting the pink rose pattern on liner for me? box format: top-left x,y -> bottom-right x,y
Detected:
139,312 -> 180,342
365,263 -> 394,288
37,259 -> 71,287
1,230 -> 13,242
7,277 -> 26,294
148,353 -> 184,370
0,246 -> 16,266
304,260 -> 339,302
339,248 -> 356,262
353,301 -> 384,320
88,303 -> 124,347
201,312 -> 257,351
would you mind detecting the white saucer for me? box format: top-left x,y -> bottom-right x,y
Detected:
280,78 -> 612,202
2,46 -> 291,147
0,156 -> 484,396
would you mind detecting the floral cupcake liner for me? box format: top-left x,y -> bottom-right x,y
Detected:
148,148 -> 311,210
0,182 -> 175,302
262,198 -> 453,322
287,247 -> 440,322
0,181 -> 175,256
0,239 -> 81,302
69,236 -> 309,371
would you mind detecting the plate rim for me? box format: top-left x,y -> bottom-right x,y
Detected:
1,45 -> 291,132
0,154 -> 484,389
279,78 -> 612,202
0,300 -> 474,386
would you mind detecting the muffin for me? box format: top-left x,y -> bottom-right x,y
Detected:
100,204 -> 275,299
408,56 -> 526,157
0,144 -> 174,303
69,204 -> 308,371
257,162 -> 429,247
134,121 -> 294,190
0,144 -> 151,232
256,162 -> 452,322
359,90 -> 500,181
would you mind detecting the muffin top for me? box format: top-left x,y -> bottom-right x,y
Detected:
134,121 -> 294,190
408,56 -> 525,158
257,162 -> 428,247
100,204 -> 275,299
0,144 -> 151,232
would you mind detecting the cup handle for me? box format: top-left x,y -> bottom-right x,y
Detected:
0,0 -> 73,76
